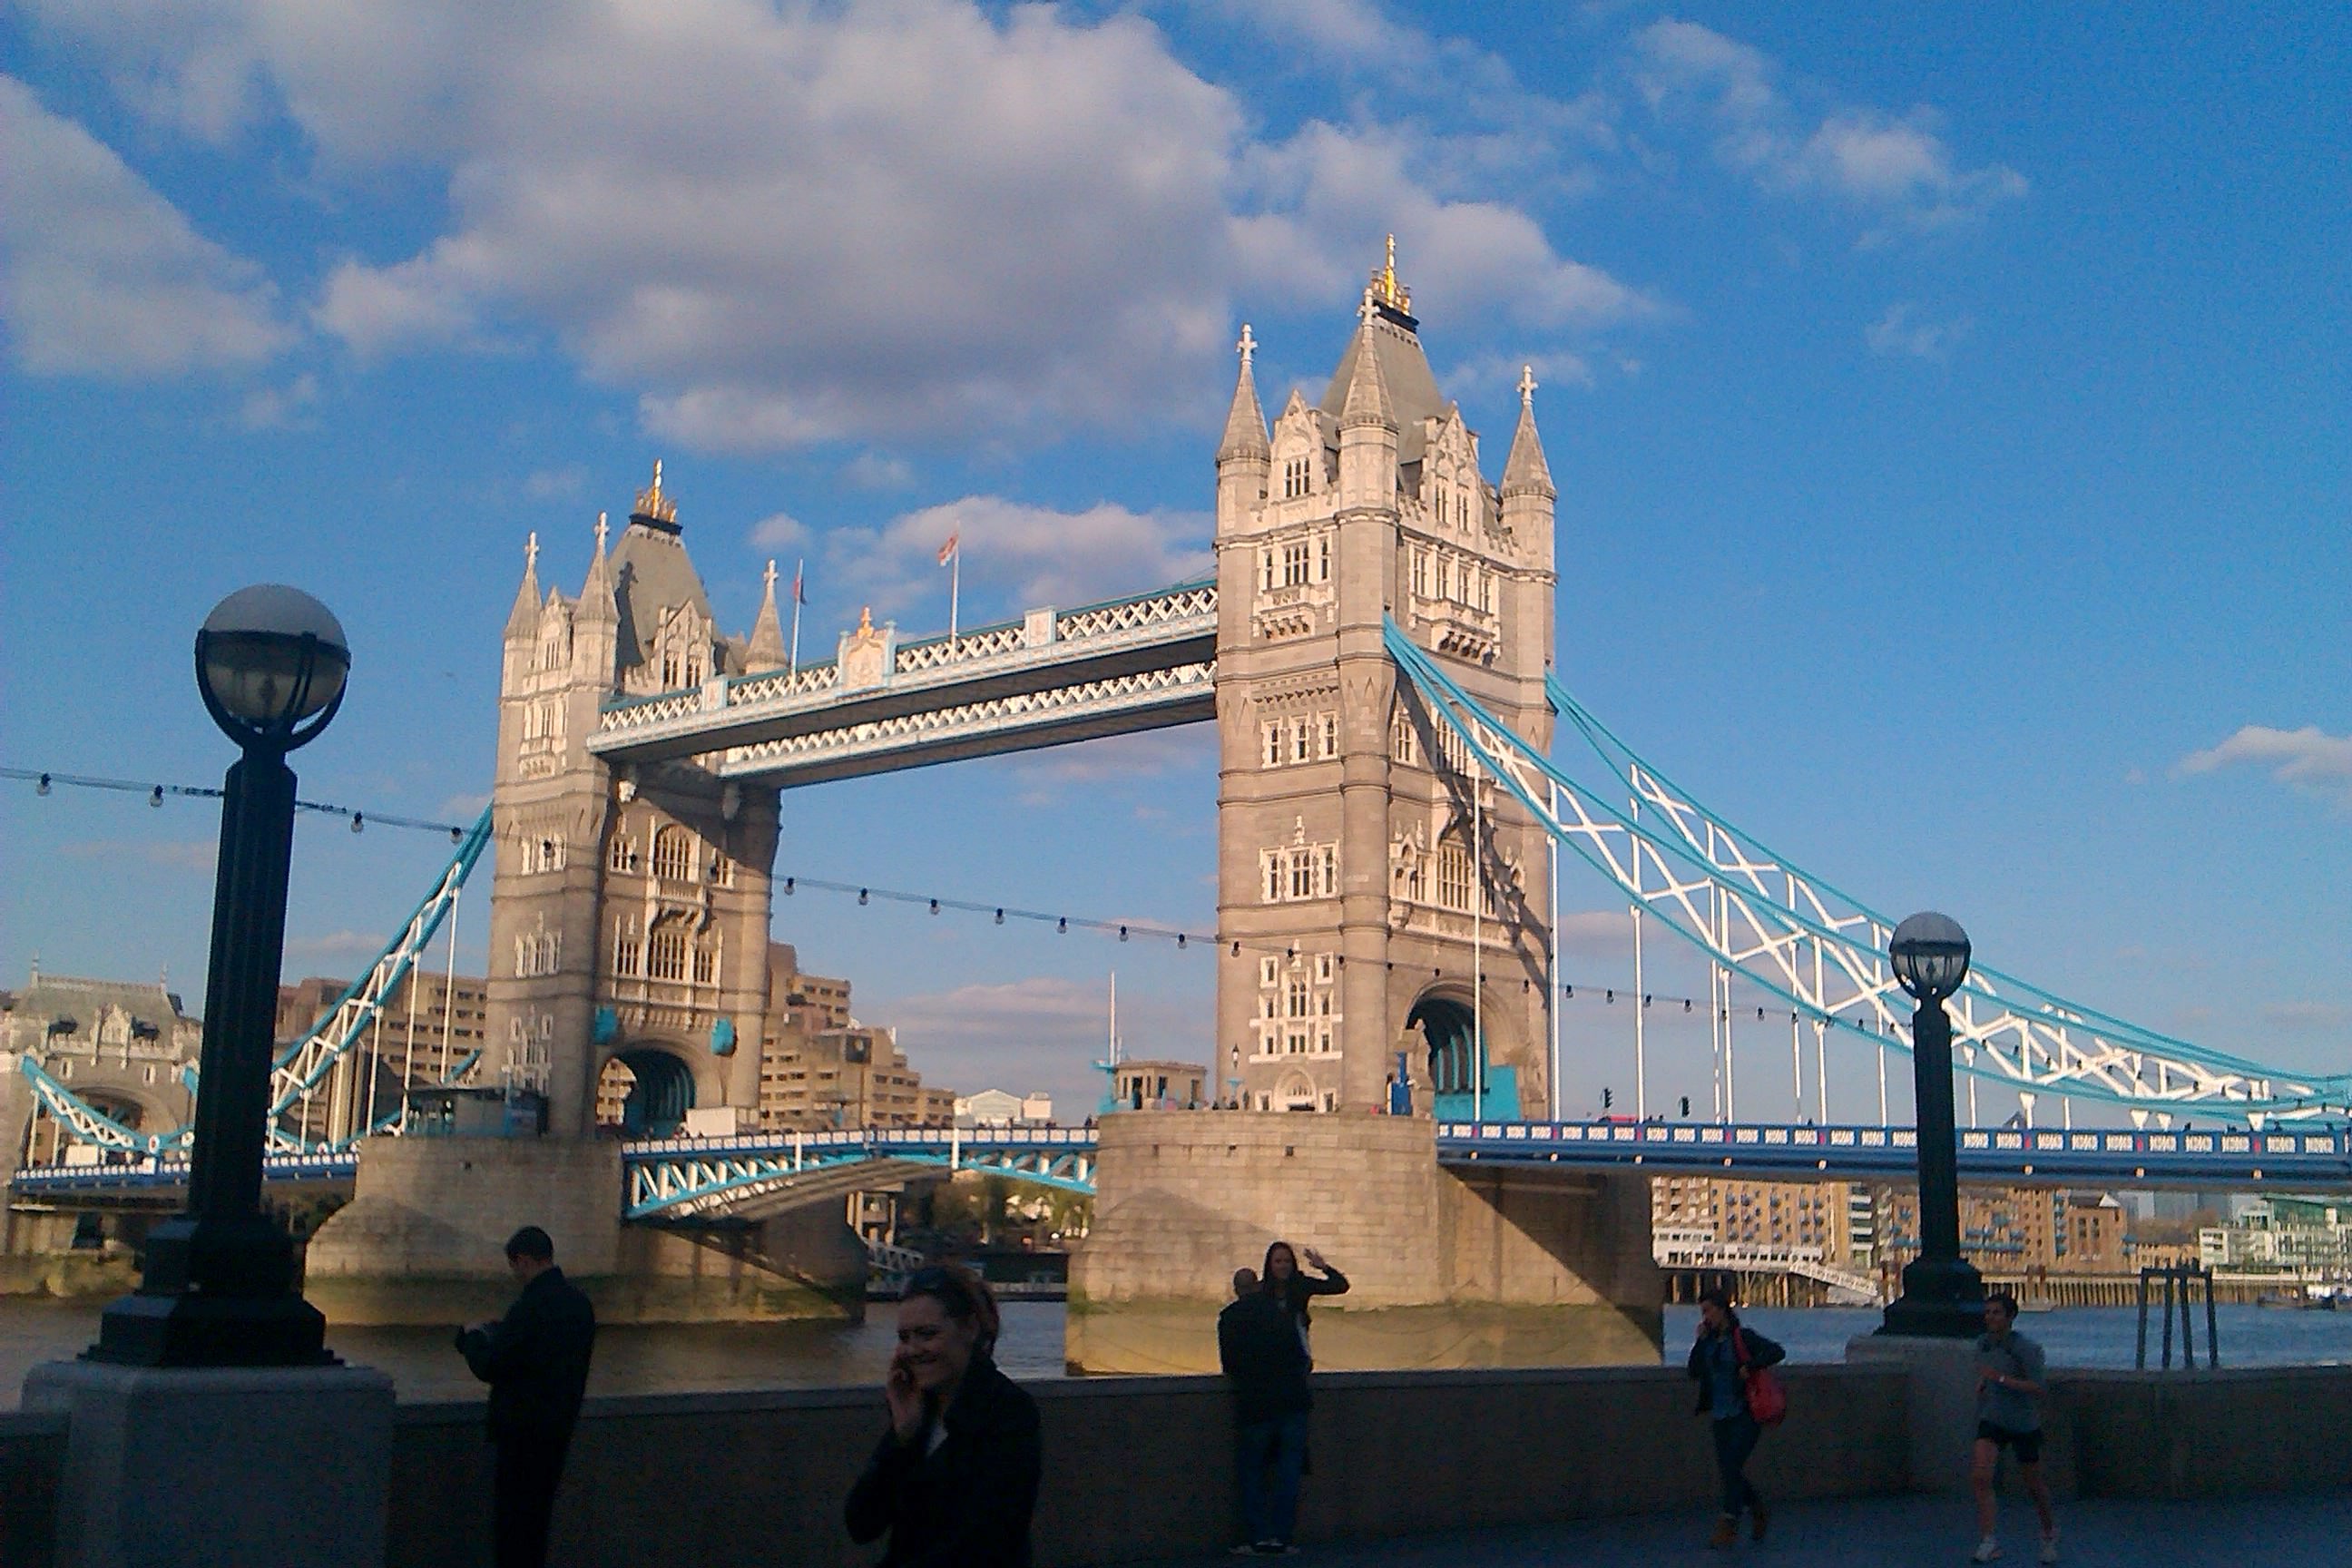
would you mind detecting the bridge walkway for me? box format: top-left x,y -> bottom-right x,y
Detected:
1132,1492 -> 2352,1568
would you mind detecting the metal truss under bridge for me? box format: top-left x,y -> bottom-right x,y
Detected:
1387,621 -> 2352,1125
589,580 -> 1215,787
1438,1119 -> 2352,1186
18,808 -> 494,1158
622,1127 -> 1099,1220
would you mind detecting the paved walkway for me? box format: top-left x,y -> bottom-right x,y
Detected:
1138,1493 -> 2352,1568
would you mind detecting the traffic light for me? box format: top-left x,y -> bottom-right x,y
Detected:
1680,1095 -> 1691,1117
1602,1087 -> 1613,1110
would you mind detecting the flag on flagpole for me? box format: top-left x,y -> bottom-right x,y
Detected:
791,561 -> 805,603
937,531 -> 960,567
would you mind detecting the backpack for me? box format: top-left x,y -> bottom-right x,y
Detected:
1735,1328 -> 1788,1426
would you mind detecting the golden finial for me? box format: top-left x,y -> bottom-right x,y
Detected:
1371,234 -> 1411,313
858,605 -> 874,633
632,459 -> 677,525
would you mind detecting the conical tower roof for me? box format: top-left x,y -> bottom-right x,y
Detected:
505,534 -> 542,640
746,560 -> 789,672
1320,241 -> 1446,456
1501,367 -> 1554,497
1218,324 -> 1270,461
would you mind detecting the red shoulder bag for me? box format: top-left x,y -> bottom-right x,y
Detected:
1735,1328 -> 1788,1426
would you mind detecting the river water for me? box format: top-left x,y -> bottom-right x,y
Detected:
4,1299 -> 2348,1410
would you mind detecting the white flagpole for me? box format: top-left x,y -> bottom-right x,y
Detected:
948,547 -> 960,646
788,557 -> 803,676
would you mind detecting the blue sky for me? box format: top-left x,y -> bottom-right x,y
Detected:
3,2 -> 2346,1123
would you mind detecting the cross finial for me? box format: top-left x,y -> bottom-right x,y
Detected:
524,531 -> 539,574
594,510 -> 610,555
1517,364 -> 1537,408
1237,323 -> 1257,370
763,559 -> 779,593
1359,286 -> 1379,327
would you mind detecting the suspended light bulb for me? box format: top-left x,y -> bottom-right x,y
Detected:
449,826 -> 463,844
994,908 -> 1004,925
929,899 -> 940,916
1230,941 -> 1241,956
351,813 -> 366,835
149,786 -> 164,808
1175,933 -> 1186,949
858,888 -> 868,905
1118,926 -> 1129,942
783,877 -> 796,895
36,773 -> 51,796
1056,917 -> 1067,934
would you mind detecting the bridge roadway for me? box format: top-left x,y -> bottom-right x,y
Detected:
14,1117 -> 2350,1213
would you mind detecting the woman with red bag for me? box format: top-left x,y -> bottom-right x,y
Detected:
1687,1288 -> 1787,1550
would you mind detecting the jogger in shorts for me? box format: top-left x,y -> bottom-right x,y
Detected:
1971,1290 -> 2058,1563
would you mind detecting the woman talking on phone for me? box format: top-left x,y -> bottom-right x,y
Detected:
846,1265 -> 1041,1567
1686,1287 -> 1785,1551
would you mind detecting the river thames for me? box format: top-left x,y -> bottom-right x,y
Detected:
4,1299 -> 2349,1408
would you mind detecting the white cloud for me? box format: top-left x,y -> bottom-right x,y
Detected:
884,973 -> 1205,1104
2177,725 -> 2352,808
1631,20 -> 2025,234
284,929 -> 390,960
1004,729 -> 1213,800
1867,302 -> 1969,362
2261,1001 -> 2352,1034
824,495 -> 1212,624
239,371 -> 320,430
748,511 -> 808,551
524,465 -> 587,500
32,0 -> 1642,451
841,453 -> 916,491
0,74 -> 289,377
438,790 -> 492,818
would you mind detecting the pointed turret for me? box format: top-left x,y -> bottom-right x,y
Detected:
1337,295 -> 1397,433
746,560 -> 789,673
1501,366 -> 1554,500
505,533 -> 543,642
1218,325 -> 1270,462
577,511 -> 616,622
1336,288 -> 1399,513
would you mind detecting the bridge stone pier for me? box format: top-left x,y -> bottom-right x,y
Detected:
1070,1112 -> 1661,1373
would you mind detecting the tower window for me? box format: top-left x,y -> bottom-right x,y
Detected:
1284,457 -> 1311,499
648,926 -> 688,981
652,826 -> 696,882
609,829 -> 633,873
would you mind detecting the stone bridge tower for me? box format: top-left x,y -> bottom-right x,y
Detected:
1212,246 -> 1558,1119
486,466 -> 787,1140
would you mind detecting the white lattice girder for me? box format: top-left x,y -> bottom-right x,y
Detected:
1386,625 -> 2352,1122
716,661 -> 1214,788
591,582 -> 1217,768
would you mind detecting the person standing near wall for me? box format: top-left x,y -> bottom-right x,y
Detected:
847,1264 -> 1041,1567
1686,1288 -> 1782,1550
1259,1241 -> 1348,1363
1220,1267 -> 1312,1555
455,1225 -> 598,1568
1971,1291 -> 2060,1563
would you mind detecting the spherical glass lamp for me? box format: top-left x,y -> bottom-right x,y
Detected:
1890,911 -> 1972,1003
194,585 -> 350,750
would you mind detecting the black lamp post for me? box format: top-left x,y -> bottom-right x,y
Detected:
1877,910 -> 1986,1338
92,586 -> 350,1367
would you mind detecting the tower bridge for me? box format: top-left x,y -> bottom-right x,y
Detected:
14,246 -> 2350,1366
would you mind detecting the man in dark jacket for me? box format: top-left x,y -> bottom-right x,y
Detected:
456,1226 -> 597,1568
1219,1266 -> 1311,1555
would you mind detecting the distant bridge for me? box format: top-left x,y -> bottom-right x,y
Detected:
23,1116 -> 2346,1217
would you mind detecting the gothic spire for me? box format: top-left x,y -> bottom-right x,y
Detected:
1218,323 -> 1270,462
746,559 -> 789,672
504,532 -> 541,640
1338,295 -> 1396,431
1501,365 -> 1554,497
577,510 -> 618,623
